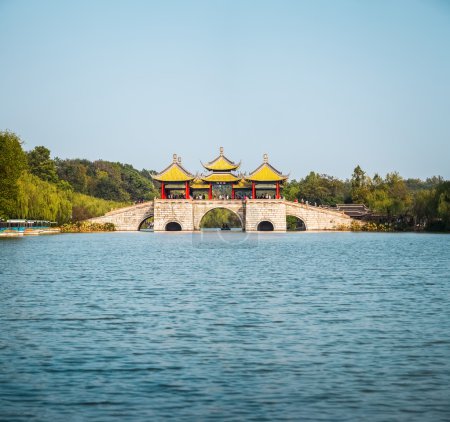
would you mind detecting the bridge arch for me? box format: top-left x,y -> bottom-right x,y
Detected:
257,220 -> 274,231
198,206 -> 244,230
286,215 -> 307,231
193,202 -> 245,231
138,214 -> 154,231
165,221 -> 182,231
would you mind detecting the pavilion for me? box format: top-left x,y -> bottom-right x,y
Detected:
152,154 -> 194,199
152,150 -> 288,200
200,147 -> 241,199
246,154 -> 288,199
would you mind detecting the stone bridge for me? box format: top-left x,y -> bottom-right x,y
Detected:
89,199 -> 353,231
88,201 -> 155,231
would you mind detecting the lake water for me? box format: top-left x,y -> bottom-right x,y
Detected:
1,232 -> 450,421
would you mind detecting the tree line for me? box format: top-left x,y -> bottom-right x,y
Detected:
282,166 -> 449,231
1,130 -> 449,230
0,131 -> 157,223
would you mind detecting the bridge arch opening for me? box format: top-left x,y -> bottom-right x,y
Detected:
138,216 -> 154,231
257,221 -> 274,231
199,207 -> 243,231
165,221 -> 182,231
286,215 -> 306,231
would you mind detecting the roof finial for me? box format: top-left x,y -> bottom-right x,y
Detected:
173,153 -> 177,163
178,156 -> 182,163
220,146 -> 224,156
263,153 -> 268,163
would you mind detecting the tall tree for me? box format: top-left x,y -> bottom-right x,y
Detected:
0,131 -> 28,219
351,165 -> 370,203
436,181 -> 450,230
27,146 -> 58,183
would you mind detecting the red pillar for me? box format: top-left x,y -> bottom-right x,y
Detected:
231,187 -> 235,199
209,184 -> 212,200
161,182 -> 166,199
252,182 -> 256,199
276,182 -> 280,199
185,181 -> 190,199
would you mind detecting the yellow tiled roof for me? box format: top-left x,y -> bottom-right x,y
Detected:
152,154 -> 194,182
232,179 -> 252,189
202,147 -> 240,171
190,177 -> 210,189
247,154 -> 288,182
202,172 -> 240,183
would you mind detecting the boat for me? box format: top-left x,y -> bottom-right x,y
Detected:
0,229 -> 24,237
0,219 -> 59,236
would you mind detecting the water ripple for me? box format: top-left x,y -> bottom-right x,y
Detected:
1,232 -> 450,421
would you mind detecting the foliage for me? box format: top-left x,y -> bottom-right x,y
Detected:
16,172 -> 72,222
350,165 -> 370,203
55,158 -> 158,201
335,220 -> 393,232
0,131 -> 28,219
71,192 -> 129,221
15,173 -> 127,223
281,164 -> 448,232
60,221 -> 116,233
282,172 -> 350,205
405,176 -> 443,192
27,146 -> 58,183
434,181 -> 450,231
363,172 -> 412,216
0,131 -> 146,223
54,158 -> 90,193
286,215 -> 306,231
140,216 -> 154,230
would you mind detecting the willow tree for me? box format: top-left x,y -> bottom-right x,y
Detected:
16,172 -> 72,223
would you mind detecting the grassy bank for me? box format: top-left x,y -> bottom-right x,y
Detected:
59,221 -> 116,233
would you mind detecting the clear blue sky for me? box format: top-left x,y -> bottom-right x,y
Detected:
1,0 -> 449,180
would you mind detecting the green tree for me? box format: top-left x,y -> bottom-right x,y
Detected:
281,179 -> 300,201
282,173 -> 347,205
71,192 -> 129,221
55,158 -> 89,193
412,189 -> 437,227
120,164 -> 157,201
92,168 -> 130,202
351,165 -> 370,203
436,181 -> 450,230
299,172 -> 347,205
27,146 -> 58,183
0,131 -> 28,219
55,158 -> 158,201
384,172 -> 411,216
16,172 -> 72,222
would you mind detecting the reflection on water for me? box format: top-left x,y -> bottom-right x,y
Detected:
1,232 -> 450,421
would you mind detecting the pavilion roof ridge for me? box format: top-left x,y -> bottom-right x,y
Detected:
246,153 -> 288,182
202,147 -> 241,171
152,153 -> 194,182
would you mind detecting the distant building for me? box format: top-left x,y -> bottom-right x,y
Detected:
335,204 -> 371,219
